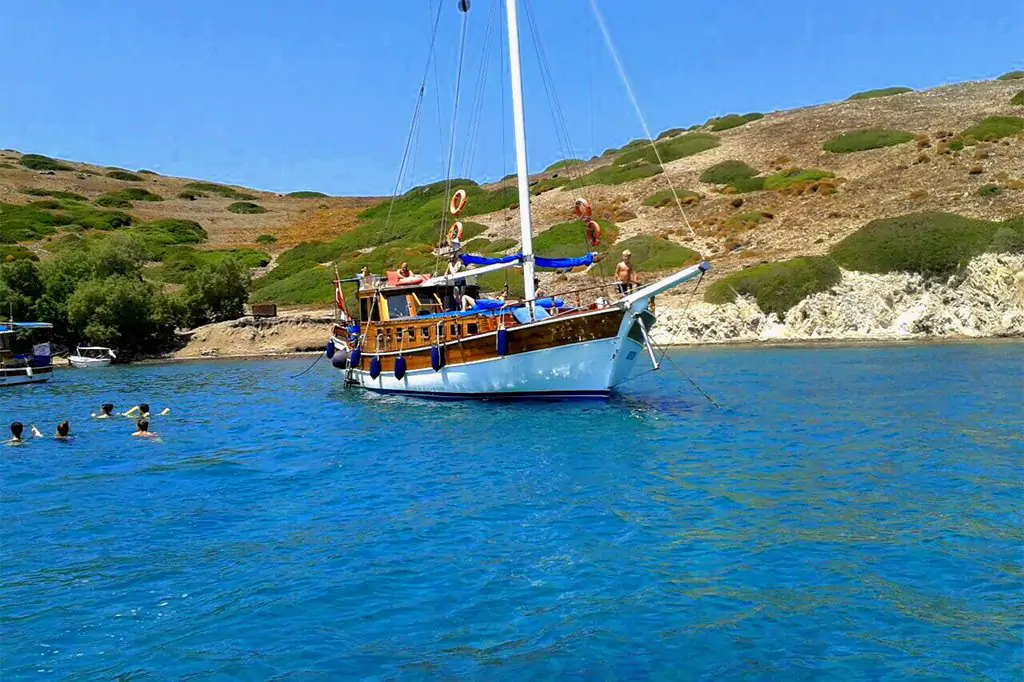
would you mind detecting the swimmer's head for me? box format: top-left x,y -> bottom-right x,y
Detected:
10,421 -> 23,439
57,421 -> 70,438
139,403 -> 150,416
101,403 -> 114,415
137,418 -> 149,432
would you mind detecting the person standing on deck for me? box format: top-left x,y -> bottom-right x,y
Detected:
615,250 -> 638,296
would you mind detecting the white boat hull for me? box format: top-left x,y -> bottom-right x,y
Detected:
1,366 -> 53,386
69,357 -> 112,369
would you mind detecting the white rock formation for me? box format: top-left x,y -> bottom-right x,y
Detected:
651,253 -> 1024,345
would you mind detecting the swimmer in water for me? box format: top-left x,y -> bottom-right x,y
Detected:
55,421 -> 71,441
131,418 -> 158,439
93,403 -> 115,419
123,403 -> 170,418
7,421 -> 25,444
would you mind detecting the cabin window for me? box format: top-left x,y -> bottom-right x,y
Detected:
466,323 -> 479,336
420,327 -> 430,341
360,298 -> 381,322
406,328 -> 415,344
450,324 -> 458,337
385,294 -> 411,319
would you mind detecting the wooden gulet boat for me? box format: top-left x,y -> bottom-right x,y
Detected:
327,0 -> 709,399
1,322 -> 54,387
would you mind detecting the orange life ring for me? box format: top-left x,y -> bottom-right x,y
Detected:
573,197 -> 592,219
450,189 -> 468,216
447,221 -> 464,246
585,219 -> 601,248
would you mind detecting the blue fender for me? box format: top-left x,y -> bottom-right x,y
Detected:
369,356 -> 382,379
325,340 -> 336,359
350,347 -> 362,368
430,345 -> 445,372
496,328 -> 509,356
394,356 -> 407,380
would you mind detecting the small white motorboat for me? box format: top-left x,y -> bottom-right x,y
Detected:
69,346 -> 116,368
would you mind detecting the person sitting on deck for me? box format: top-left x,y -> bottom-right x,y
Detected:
397,262 -> 414,279
461,293 -> 476,312
533,278 -> 546,299
93,403 -> 115,419
132,418 -> 158,439
615,249 -> 638,296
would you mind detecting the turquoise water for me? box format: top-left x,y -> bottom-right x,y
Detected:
1,342 -> 1021,680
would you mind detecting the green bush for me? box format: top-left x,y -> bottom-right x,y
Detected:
133,219 -> 208,254
138,169 -> 159,175
614,132 -> 720,166
250,263 -> 337,305
0,202 -> 75,243
533,219 -> 619,259
1012,91 -> 1024,106
96,195 -> 132,208
177,190 -> 206,200
180,257 -> 252,327
182,182 -> 257,200
977,183 -> 1003,197
730,177 -> 767,193
699,160 -> 759,184
544,159 -> 583,172
605,235 -> 699,273
531,177 -> 570,195
708,113 -> 764,131
256,234 -> 278,245
643,189 -> 701,208
823,129 -> 914,153
227,201 -> 267,214
846,87 -> 913,100
568,162 -> 662,188
106,170 -> 144,182
762,168 -> 835,190
704,256 -> 841,315
61,203 -> 133,231
23,188 -> 87,202
0,259 -> 45,321
19,154 -> 73,171
104,187 -> 163,202
989,227 -> 1024,253
724,211 -> 774,231
475,269 -> 525,298
958,116 -> 1024,143
0,162 -> 14,169
996,71 -> 1024,81
0,245 -> 38,262
67,276 -> 180,352
830,212 -> 1024,276
146,247 -> 269,284
656,127 -> 688,139
286,190 -> 329,198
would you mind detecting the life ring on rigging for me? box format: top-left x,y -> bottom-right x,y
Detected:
447,221 -> 464,247
584,219 -> 601,248
573,197 -> 592,220
449,189 -> 468,216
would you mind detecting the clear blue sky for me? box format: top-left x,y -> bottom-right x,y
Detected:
2,0 -> 1021,196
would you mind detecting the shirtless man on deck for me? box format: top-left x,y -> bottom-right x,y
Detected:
615,249 -> 638,296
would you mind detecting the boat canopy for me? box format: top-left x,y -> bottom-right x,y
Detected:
458,252 -> 594,269
0,322 -> 53,333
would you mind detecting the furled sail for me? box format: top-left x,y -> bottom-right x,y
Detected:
459,253 -> 521,266
458,252 -> 593,269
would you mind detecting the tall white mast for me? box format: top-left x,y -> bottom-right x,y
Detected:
504,0 -> 536,305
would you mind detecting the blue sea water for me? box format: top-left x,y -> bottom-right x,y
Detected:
1,342 -> 1021,680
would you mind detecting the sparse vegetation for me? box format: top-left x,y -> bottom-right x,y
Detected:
996,71 -> 1024,81
656,128 -> 687,139
133,219 -> 208,254
544,159 -> 583,172
256,234 -> 278,245
823,129 -> 914,153
567,161 -> 662,188
138,169 -> 158,175
533,219 -> 619,259
177,190 -> 206,200
286,191 -> 329,198
699,160 -> 759,185
96,188 -> 164,208
1012,91 -> 1024,106
643,189 -> 700,208
707,113 -> 764,131
182,182 -> 257,200
762,168 -> 835,191
227,201 -> 267,214
145,247 -> 268,285
704,256 -> 841,316
830,212 -> 1024,276
530,177 -> 570,195
847,87 -> 913,100
606,235 -> 699,272
106,170 -> 144,182
723,211 -> 774,232
958,116 -> 1024,143
0,245 -> 37,262
977,184 -> 1003,197
19,154 -> 73,171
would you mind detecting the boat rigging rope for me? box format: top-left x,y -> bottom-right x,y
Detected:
586,0 -> 706,261
289,352 -> 323,379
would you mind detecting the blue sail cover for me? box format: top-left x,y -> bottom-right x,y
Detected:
460,253 -> 521,266
535,253 -> 593,269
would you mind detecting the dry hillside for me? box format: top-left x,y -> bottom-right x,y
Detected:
2,77 -> 1022,299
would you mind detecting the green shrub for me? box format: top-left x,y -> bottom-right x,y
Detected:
958,116 -> 1024,143
133,219 -> 208,254
180,257 -> 251,327
96,195 -> 132,208
256,234 -> 278,245
708,113 -> 764,131
227,201 -> 267,214
544,159 -> 583,172
0,162 -> 14,169
656,127 -> 687,139
614,132 -> 720,166
0,203 -> 73,242
66,276 -> 180,353
568,162 -> 662,188
23,188 -> 87,202
730,177 -> 767,193
19,154 -> 72,171
823,129 -> 914,153
531,177 -> 570,195
147,247 -> 269,284
138,169 -> 159,175
947,139 -> 965,152
475,269 -> 525,298
846,87 -> 913,100
286,190 -> 329,198
61,203 -> 133,231
704,256 -> 841,315
1012,91 -> 1024,106
177,190 -> 206,200
182,182 -> 257,200
606,235 -> 699,273
486,238 -> 518,253
997,71 -> 1024,81
29,199 -> 62,210
533,219 -> 619,259
762,168 -> 835,190
699,160 -> 759,184
0,245 -> 38,262
989,227 -> 1024,253
977,184 -> 1003,197
106,170 -> 143,182
643,189 -> 701,208
250,264 -> 336,305
830,212 -> 1024,276
724,211 -> 774,231
110,187 -> 163,202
